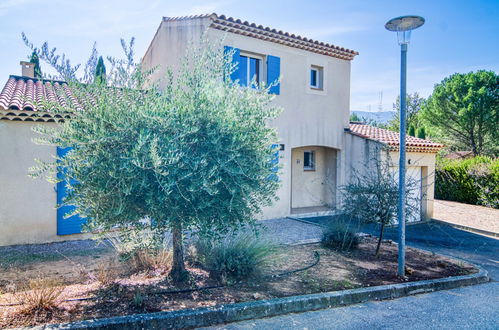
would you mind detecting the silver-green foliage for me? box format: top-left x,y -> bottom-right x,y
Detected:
194,232 -> 275,282
28,36 -> 281,277
321,218 -> 360,251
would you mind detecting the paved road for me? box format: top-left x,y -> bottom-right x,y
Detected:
203,221 -> 499,330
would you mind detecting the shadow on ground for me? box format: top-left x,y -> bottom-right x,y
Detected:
303,216 -> 499,280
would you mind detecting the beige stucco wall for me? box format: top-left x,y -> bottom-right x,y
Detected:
0,120 -> 88,246
141,19 -> 352,219
343,132 -> 437,221
290,146 -> 336,209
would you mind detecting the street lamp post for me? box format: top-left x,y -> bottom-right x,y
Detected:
385,15 -> 425,277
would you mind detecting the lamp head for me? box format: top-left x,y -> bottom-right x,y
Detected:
385,15 -> 425,45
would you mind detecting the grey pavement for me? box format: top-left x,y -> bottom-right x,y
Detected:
202,219 -> 499,330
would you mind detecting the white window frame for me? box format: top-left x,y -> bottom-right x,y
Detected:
310,65 -> 323,90
303,150 -> 316,171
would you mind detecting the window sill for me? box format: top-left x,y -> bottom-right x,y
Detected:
310,87 -> 323,91
304,168 -> 316,172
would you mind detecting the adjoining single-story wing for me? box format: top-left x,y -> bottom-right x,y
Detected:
0,72 -> 91,246
346,122 -> 444,223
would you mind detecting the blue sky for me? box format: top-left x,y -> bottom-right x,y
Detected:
0,0 -> 497,111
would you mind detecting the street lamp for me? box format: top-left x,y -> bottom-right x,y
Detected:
385,15 -> 425,277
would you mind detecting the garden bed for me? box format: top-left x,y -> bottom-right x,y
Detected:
0,236 -> 477,328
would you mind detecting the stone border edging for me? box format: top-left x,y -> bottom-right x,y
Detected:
27,264 -> 489,330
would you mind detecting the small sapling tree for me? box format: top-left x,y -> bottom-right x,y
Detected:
26,36 -> 281,282
339,151 -> 421,256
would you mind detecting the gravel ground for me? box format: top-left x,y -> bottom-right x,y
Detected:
0,218 -> 322,258
0,238 -> 105,259
260,218 -> 322,245
433,200 -> 499,234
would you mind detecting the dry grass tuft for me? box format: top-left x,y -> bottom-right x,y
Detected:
12,278 -> 64,314
94,262 -> 120,286
129,249 -> 172,274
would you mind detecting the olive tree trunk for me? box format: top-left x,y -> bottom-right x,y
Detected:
169,223 -> 188,282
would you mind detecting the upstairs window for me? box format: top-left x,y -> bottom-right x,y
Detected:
224,46 -> 280,95
303,150 -> 315,171
310,66 -> 323,90
240,55 -> 261,87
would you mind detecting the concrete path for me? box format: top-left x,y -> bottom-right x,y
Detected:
203,221 -> 499,330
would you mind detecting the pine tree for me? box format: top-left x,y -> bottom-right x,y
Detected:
94,56 -> 106,84
417,126 -> 426,139
408,125 -> 416,137
29,51 -> 42,78
422,71 -> 498,156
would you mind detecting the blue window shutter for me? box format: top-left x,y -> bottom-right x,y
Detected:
238,56 -> 248,86
224,46 -> 242,84
266,55 -> 280,95
269,144 -> 279,181
56,146 -> 86,235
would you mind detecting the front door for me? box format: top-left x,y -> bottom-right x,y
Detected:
291,146 -> 336,212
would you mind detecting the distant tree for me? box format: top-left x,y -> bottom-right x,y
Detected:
408,125 -> 416,137
94,56 -> 106,84
387,92 -> 425,132
364,118 -> 388,129
350,112 -> 361,122
29,51 -> 42,78
421,71 -> 498,156
416,126 -> 426,139
27,36 -> 281,283
351,114 -> 388,129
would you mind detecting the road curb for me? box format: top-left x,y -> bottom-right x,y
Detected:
431,219 -> 499,238
28,263 -> 489,329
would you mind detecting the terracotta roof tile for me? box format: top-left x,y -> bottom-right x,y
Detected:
0,75 -> 76,121
0,75 -> 77,111
348,123 -> 444,153
162,13 -> 359,61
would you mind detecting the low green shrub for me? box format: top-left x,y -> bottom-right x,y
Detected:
194,232 -> 275,282
435,156 -> 498,208
321,220 -> 360,251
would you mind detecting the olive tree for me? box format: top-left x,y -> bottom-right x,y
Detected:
28,36 -> 281,282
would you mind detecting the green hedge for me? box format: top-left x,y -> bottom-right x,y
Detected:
435,156 -> 499,208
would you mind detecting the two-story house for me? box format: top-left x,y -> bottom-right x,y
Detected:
142,14 -> 359,219
0,13 -> 442,246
